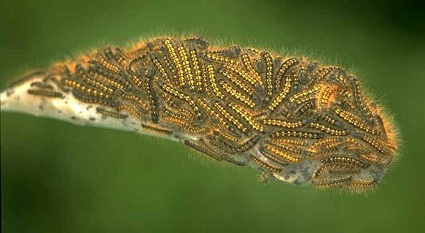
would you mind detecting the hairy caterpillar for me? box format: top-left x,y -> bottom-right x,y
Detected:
0,37 -> 399,192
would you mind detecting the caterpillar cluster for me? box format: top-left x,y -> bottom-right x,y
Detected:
3,37 -> 399,192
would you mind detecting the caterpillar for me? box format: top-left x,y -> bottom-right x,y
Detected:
0,37 -> 399,192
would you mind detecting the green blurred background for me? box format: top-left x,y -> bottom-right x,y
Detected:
1,0 -> 424,232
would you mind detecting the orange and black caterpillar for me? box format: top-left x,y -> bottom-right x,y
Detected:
0,37 -> 399,192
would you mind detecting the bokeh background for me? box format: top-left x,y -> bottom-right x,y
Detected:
1,0 -> 424,232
